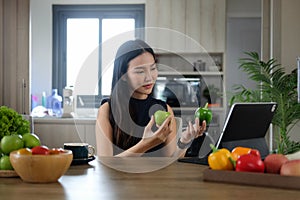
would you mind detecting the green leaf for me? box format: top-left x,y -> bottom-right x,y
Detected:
0,106 -> 30,140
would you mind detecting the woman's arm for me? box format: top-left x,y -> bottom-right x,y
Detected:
96,102 -> 175,157
116,115 -> 174,157
124,105 -> 177,157
95,102 -> 114,156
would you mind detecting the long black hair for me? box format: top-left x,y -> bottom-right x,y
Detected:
109,39 -> 156,150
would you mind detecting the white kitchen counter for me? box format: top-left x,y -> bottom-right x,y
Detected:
33,117 -> 96,125
32,117 -> 97,151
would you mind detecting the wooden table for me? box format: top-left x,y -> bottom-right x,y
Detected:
1,157 -> 300,200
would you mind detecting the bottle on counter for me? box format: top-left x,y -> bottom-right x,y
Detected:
31,94 -> 38,111
42,91 -> 47,108
47,89 -> 63,117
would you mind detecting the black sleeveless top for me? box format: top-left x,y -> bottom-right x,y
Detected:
101,95 -> 168,155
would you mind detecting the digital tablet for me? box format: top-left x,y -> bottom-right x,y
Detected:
216,102 -> 277,146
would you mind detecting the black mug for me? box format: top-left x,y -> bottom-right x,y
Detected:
63,143 -> 95,159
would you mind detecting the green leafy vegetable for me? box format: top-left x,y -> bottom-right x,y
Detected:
0,106 -> 30,139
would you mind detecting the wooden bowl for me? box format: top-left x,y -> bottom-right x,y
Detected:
10,150 -> 73,183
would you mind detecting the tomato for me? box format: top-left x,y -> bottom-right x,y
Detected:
31,146 -> 50,155
49,148 -> 65,154
16,148 -> 32,155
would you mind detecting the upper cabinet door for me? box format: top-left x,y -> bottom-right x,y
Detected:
145,0 -> 226,53
0,0 -> 30,114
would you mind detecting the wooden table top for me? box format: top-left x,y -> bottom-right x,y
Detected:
1,157 -> 300,200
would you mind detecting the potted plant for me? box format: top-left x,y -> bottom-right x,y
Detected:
230,52 -> 300,154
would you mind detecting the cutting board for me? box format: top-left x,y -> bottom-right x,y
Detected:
203,168 -> 300,190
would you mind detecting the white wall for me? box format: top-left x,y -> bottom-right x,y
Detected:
225,0 -> 261,102
30,0 -> 145,104
279,0 -> 300,141
226,0 -> 261,17
281,0 -> 300,73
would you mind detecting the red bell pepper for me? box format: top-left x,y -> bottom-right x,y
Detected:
249,149 -> 261,158
235,151 -> 265,173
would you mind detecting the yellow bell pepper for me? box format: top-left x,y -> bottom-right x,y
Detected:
208,144 -> 234,170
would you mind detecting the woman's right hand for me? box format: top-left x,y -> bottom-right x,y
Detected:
142,115 -> 173,146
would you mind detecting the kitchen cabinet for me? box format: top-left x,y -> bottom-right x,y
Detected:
0,0 -> 30,114
145,0 -> 226,52
33,118 -> 97,152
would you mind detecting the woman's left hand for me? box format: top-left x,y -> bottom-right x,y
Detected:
180,118 -> 206,144
142,115 -> 173,145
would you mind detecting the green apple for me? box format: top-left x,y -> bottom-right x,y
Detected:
0,135 -> 24,155
22,133 -> 41,148
0,155 -> 13,170
154,110 -> 171,126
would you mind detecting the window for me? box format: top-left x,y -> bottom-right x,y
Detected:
53,5 -> 145,108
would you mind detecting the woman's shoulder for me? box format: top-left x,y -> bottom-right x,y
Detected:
98,98 -> 110,113
100,98 -> 110,105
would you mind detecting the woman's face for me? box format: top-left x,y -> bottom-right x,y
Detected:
126,52 -> 158,99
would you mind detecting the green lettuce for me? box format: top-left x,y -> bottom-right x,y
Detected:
0,106 -> 30,139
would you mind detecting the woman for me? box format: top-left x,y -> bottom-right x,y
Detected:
96,39 -> 206,157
